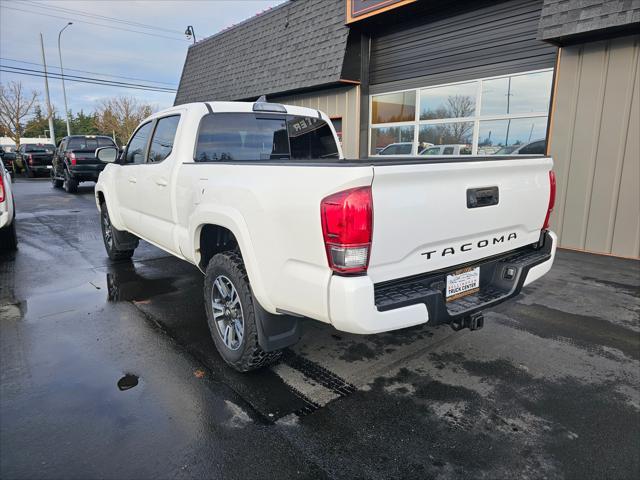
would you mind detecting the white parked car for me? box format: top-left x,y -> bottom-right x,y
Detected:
0,159 -> 17,250
377,142 -> 414,155
420,144 -> 472,156
95,100 -> 557,372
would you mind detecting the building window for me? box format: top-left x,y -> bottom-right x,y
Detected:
369,69 -> 553,156
331,117 -> 343,145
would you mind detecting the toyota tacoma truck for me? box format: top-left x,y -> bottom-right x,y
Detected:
94,99 -> 557,372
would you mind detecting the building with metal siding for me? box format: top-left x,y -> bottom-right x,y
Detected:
175,0 -> 639,258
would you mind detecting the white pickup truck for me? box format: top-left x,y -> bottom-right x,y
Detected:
95,99 -> 557,372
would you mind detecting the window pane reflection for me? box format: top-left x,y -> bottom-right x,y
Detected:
477,117 -> 548,155
481,71 -> 552,115
420,82 -> 476,120
371,126 -> 415,155
418,122 -> 473,154
372,91 -> 416,124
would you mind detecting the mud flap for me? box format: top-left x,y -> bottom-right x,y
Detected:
112,227 -> 139,251
254,302 -> 302,352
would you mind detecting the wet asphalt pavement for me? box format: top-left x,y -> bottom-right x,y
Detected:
1,178 -> 639,480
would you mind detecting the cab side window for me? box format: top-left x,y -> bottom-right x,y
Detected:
125,122 -> 153,164
148,115 -> 180,163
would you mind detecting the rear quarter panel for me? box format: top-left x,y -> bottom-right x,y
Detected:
176,163 -> 373,322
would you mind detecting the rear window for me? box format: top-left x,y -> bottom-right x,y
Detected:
195,113 -> 339,162
67,137 -> 115,150
25,144 -> 55,153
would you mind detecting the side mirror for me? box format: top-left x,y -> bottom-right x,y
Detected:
96,146 -> 118,163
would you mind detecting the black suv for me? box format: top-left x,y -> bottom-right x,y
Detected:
15,143 -> 56,177
52,135 -> 118,193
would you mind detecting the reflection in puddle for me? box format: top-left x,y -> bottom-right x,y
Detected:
117,374 -> 139,391
106,263 -> 177,302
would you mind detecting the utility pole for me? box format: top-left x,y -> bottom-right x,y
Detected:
39,33 -> 56,146
58,22 -> 73,136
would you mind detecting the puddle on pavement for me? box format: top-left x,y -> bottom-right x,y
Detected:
106,263 -> 177,302
117,374 -> 139,391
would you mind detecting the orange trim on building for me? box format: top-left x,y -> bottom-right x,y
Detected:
339,78 -> 361,85
346,0 -> 417,24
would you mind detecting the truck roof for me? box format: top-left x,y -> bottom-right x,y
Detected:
157,101 -> 326,120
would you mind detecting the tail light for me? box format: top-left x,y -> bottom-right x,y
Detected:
0,171 -> 5,203
543,170 -> 556,230
321,186 -> 373,274
68,152 -> 77,166
27,154 -> 33,165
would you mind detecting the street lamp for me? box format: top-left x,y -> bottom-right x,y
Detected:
58,22 -> 73,136
185,25 -> 196,44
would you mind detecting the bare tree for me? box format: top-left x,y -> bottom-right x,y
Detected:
94,96 -> 154,146
446,95 -> 475,119
0,81 -> 39,148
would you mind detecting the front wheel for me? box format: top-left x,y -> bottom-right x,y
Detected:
0,219 -> 18,251
204,251 -> 282,372
100,205 -> 135,260
51,169 -> 63,188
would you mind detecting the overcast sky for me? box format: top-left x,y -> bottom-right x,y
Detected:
0,0 -> 284,119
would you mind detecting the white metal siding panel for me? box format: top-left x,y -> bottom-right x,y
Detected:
548,34 -> 640,257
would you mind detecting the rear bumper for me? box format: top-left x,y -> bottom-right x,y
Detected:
69,164 -> 105,181
328,231 -> 557,334
30,165 -> 52,173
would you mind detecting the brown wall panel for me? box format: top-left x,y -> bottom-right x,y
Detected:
548,35 -> 640,257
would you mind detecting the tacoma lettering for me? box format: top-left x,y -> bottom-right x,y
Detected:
421,233 -> 518,259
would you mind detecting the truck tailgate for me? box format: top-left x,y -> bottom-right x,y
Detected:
368,157 -> 553,283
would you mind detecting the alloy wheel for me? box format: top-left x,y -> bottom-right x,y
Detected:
211,275 -> 244,350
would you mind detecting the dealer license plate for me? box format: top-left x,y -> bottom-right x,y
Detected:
446,267 -> 480,301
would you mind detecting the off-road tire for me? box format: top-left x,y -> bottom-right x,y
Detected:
63,169 -> 78,193
51,170 -> 63,188
204,250 -> 282,372
0,216 -> 17,251
100,205 -> 134,260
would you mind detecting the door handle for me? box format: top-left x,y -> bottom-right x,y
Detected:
155,178 -> 168,187
128,177 -> 137,184
467,186 -> 499,208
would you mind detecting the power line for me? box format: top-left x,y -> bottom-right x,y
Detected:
1,65 -> 177,92
21,0 -> 185,35
0,57 -> 178,87
0,5 -> 189,42
1,68 -> 177,94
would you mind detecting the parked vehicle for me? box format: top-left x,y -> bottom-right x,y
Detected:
377,142 -> 414,155
0,159 -> 17,251
52,135 -> 118,193
495,139 -> 546,155
95,100 -> 557,372
0,147 -> 17,176
420,144 -> 472,156
15,143 -> 56,177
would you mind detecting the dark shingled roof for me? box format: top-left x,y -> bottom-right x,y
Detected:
174,0 -> 350,105
538,0 -> 640,44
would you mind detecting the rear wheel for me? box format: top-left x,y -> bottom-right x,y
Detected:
100,205 -> 135,260
0,219 -> 18,251
204,251 -> 282,372
63,169 -> 78,193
